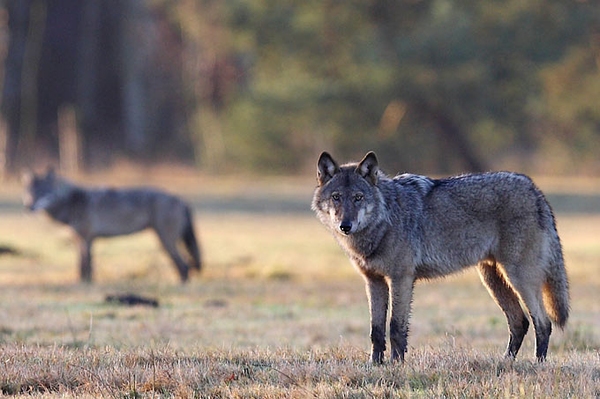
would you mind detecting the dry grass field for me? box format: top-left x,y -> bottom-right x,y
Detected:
0,167 -> 599,398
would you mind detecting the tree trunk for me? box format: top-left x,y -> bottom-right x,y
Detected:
76,0 -> 101,168
120,0 -> 152,158
2,1 -> 31,173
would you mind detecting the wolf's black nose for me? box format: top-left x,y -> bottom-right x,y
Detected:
340,222 -> 352,235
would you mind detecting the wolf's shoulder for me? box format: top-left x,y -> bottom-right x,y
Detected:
390,173 -> 436,196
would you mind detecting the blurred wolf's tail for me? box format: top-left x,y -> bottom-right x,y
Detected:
183,206 -> 201,272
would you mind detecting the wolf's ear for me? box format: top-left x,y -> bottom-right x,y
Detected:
356,151 -> 379,185
317,152 -> 339,186
44,166 -> 57,182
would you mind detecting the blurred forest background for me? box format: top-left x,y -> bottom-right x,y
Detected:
0,0 -> 599,176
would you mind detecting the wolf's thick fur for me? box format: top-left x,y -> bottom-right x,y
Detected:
312,151 -> 569,363
23,169 -> 201,283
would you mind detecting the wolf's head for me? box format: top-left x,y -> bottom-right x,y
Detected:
22,168 -> 64,211
312,151 -> 383,236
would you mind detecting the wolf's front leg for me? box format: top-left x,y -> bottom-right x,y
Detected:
78,238 -> 93,283
389,274 -> 415,362
364,273 -> 389,364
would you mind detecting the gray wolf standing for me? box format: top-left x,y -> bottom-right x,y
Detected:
312,151 -> 569,363
23,168 -> 201,283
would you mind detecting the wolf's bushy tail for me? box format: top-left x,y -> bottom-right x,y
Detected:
543,229 -> 569,328
183,206 -> 202,272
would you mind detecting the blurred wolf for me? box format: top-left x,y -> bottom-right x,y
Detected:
312,151 -> 569,363
23,168 -> 201,283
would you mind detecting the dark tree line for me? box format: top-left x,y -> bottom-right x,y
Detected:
1,0 -> 599,175
1,0 -> 192,173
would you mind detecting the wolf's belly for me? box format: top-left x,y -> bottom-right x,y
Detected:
91,212 -> 150,237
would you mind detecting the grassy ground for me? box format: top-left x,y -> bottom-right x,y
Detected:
0,169 -> 599,397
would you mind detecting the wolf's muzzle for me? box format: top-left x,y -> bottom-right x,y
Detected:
340,221 -> 352,235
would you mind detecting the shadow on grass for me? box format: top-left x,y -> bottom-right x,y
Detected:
188,192 -> 600,215
2,192 -> 599,215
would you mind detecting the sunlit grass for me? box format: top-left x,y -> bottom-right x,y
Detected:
0,171 -> 599,397
1,344 -> 598,398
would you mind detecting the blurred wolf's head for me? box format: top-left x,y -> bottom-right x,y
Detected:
22,168 -> 66,211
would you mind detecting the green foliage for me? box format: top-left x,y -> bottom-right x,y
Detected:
4,1 -> 598,174
209,0 -> 597,174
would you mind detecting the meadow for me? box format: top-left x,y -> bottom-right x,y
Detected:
0,166 -> 599,398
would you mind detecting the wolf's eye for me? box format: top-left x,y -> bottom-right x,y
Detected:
354,193 -> 363,202
331,193 -> 341,201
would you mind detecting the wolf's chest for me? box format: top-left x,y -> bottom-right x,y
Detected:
340,236 -> 402,276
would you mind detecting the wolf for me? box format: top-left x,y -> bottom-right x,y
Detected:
23,168 -> 201,283
312,151 -> 569,363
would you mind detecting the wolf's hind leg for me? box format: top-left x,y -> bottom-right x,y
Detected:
500,263 -> 553,362
477,262 -> 529,359
155,230 -> 189,283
